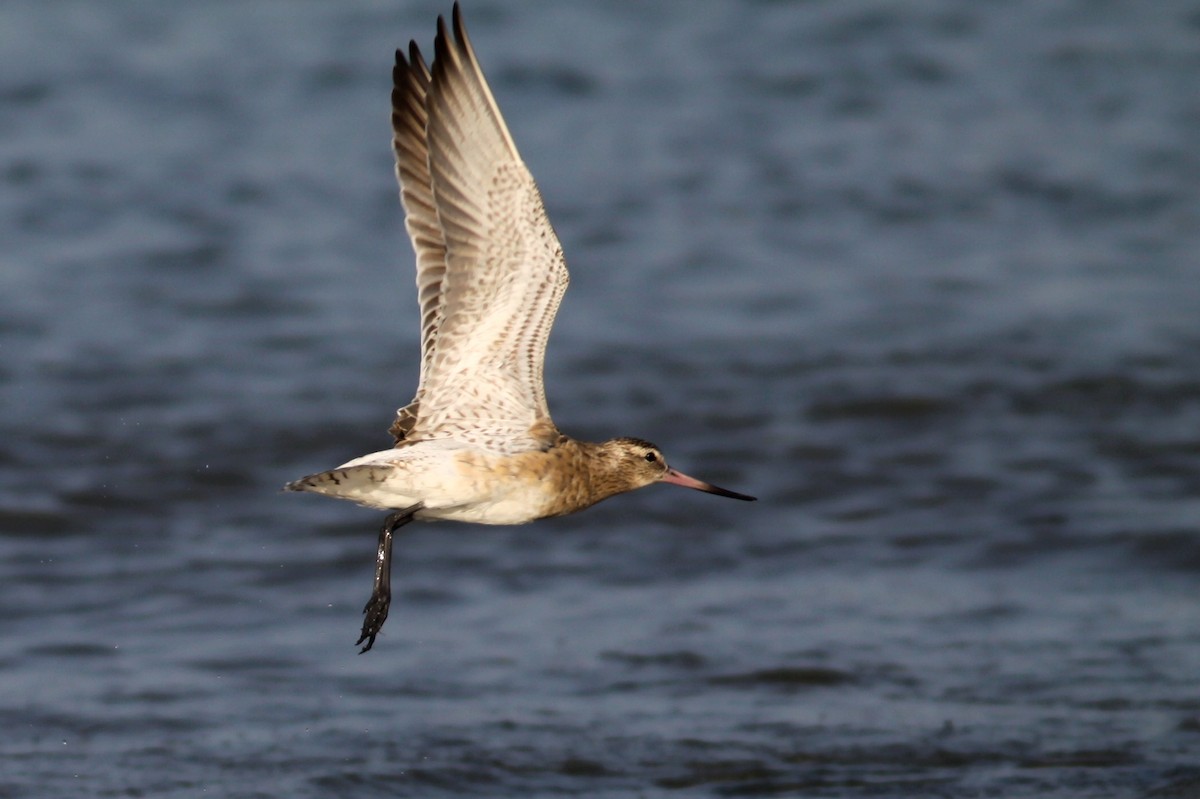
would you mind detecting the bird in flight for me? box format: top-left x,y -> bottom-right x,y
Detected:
286,3 -> 755,652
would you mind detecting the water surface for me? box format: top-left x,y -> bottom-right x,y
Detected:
2,1 -> 1199,796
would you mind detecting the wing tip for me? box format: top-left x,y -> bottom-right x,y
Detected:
452,1 -> 468,49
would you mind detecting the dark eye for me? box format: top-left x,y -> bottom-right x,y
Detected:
644,452 -> 658,463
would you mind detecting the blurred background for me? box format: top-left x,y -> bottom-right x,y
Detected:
2,1 -> 1199,796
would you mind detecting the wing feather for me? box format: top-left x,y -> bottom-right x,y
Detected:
390,41 -> 442,441
389,4 -> 569,453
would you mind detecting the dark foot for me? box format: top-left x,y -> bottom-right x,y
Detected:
357,590 -> 391,654
354,504 -> 419,654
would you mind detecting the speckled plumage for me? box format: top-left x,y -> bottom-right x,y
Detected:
285,4 -> 754,651
287,436 -> 686,524
385,8 -> 567,455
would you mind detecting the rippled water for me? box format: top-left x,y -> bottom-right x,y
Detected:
3,1 -> 1200,796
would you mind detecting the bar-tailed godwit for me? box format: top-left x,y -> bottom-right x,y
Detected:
286,3 -> 755,652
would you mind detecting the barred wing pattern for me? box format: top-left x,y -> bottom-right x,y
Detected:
390,5 -> 569,453
389,42 -> 440,442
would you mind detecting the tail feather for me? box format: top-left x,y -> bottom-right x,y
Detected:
284,465 -> 393,497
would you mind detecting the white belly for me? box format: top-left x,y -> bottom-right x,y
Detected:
319,443 -> 554,525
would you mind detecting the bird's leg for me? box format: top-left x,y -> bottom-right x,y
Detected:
357,504 -> 420,653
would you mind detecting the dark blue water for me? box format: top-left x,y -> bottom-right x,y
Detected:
3,1 -> 1199,796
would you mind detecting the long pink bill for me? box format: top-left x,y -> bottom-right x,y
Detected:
661,468 -> 756,502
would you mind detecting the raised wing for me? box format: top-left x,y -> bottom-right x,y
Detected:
389,41 -> 441,442
389,3 -> 569,453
